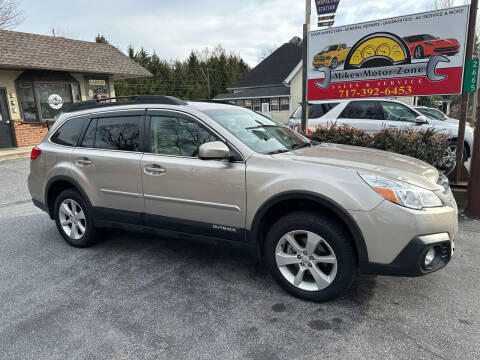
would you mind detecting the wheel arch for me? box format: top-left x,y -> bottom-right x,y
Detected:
249,191 -> 369,264
45,175 -> 92,219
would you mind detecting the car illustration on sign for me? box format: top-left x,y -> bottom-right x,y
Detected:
313,43 -> 349,69
403,34 -> 460,59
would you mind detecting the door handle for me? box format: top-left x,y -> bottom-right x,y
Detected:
144,165 -> 166,176
76,158 -> 92,167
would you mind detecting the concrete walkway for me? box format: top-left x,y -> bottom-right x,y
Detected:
0,147 -> 33,162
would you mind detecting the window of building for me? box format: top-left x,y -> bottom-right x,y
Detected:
280,97 -> 290,111
15,70 -> 81,123
80,116 -> 140,151
150,116 -> 218,157
271,98 -> 279,111
253,99 -> 261,112
235,99 -> 244,107
244,99 -> 252,110
85,77 -> 110,100
50,117 -> 88,147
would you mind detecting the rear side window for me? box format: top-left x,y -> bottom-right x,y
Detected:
79,116 -> 140,151
308,103 -> 339,118
340,101 -> 384,120
50,117 -> 88,146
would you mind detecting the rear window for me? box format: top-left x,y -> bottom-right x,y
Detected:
292,103 -> 339,119
50,117 -> 88,147
309,103 -> 339,118
80,116 -> 140,151
340,101 -> 383,120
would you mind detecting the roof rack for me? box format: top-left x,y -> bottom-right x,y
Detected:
64,95 -> 188,113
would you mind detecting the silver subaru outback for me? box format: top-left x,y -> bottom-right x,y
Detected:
28,95 -> 457,302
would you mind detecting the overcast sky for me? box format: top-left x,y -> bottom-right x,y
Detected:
16,0 -> 464,66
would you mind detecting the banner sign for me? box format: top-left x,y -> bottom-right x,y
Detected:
307,6 -> 469,100
315,0 -> 340,16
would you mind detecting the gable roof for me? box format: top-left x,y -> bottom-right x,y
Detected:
229,40 -> 302,89
0,29 -> 152,80
213,85 -> 290,101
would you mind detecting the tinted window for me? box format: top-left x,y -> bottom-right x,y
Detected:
150,116 -> 218,157
381,102 -> 417,122
309,103 -> 339,118
79,116 -> 140,151
80,119 -> 97,148
340,101 -> 383,120
50,117 -> 88,146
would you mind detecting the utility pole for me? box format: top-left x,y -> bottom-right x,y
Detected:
301,0 -> 311,132
456,0 -> 478,181
467,88 -> 480,218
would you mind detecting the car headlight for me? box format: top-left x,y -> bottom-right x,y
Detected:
358,172 -> 442,210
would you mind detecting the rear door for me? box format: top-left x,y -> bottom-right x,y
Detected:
336,100 -> 385,135
141,110 -> 247,241
72,110 -> 145,224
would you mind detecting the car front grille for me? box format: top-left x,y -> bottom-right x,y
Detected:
434,46 -> 458,52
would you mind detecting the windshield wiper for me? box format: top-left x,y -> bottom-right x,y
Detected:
292,142 -> 313,150
267,149 -> 290,155
246,124 -> 282,130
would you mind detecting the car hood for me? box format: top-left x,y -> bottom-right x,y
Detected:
278,143 -> 439,190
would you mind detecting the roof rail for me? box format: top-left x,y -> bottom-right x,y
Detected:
64,95 -> 187,113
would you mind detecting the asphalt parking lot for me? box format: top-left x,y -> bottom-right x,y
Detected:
1,158 -> 479,360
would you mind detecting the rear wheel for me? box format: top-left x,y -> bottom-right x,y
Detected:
414,46 -> 424,59
330,57 -> 338,69
264,211 -> 355,302
54,189 -> 97,247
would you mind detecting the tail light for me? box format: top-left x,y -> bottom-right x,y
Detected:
31,147 -> 41,160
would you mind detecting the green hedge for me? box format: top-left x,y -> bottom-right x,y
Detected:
307,123 -> 449,169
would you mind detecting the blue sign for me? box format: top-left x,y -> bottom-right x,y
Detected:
315,0 -> 340,15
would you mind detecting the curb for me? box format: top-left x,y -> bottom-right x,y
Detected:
0,147 -> 33,162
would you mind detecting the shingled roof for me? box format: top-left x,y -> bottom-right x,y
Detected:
228,38 -> 302,89
0,29 -> 151,80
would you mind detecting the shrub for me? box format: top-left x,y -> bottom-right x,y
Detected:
307,123 -> 448,168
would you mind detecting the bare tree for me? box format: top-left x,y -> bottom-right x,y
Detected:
434,0 -> 456,9
0,0 -> 24,29
258,47 -> 276,61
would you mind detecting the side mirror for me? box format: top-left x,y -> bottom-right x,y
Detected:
415,115 -> 428,125
199,141 -> 230,160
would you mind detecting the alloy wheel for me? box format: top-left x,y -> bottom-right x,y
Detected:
275,230 -> 337,291
331,58 -> 338,69
58,199 -> 86,240
442,145 -> 457,176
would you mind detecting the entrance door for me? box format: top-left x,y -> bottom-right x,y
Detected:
261,102 -> 270,115
0,89 -> 15,149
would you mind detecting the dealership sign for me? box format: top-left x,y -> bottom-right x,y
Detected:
307,6 -> 469,100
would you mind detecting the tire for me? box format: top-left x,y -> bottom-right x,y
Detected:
54,189 -> 97,247
264,211 -> 355,302
414,46 -> 424,59
330,57 -> 338,69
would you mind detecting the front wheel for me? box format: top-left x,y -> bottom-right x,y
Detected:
330,57 -> 338,69
414,46 -> 424,59
54,189 -> 97,247
264,211 -> 355,302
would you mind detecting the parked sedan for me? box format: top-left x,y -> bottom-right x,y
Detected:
288,99 -> 474,165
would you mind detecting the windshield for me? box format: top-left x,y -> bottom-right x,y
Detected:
203,108 -> 311,154
322,45 -> 338,52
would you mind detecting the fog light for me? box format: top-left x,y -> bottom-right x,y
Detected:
424,247 -> 436,268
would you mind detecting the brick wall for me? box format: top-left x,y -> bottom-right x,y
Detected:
12,120 -> 52,147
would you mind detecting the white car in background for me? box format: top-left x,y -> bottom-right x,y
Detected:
289,99 -> 474,165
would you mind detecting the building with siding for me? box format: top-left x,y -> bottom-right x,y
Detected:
0,29 -> 151,149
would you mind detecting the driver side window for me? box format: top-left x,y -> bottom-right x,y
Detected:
150,115 -> 218,157
380,102 -> 417,122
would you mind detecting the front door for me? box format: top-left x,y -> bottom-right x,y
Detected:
141,110 -> 247,242
0,89 -> 15,149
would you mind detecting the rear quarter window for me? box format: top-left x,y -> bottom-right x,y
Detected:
50,117 -> 88,147
308,103 -> 339,118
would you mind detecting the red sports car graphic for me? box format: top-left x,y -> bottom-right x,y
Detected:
403,34 -> 460,59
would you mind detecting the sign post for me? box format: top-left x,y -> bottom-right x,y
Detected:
301,0 -> 311,132
463,58 -> 479,93
456,0 -> 477,183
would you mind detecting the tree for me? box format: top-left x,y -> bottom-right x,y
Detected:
95,34 -> 109,44
0,0 -> 24,29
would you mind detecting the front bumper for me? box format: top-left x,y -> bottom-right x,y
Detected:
313,59 -> 331,68
360,233 -> 454,276
350,199 -> 457,277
